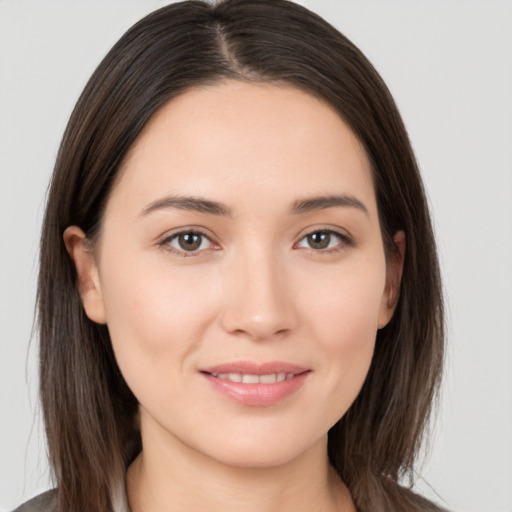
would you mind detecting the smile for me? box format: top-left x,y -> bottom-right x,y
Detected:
209,372 -> 296,383
200,361 -> 311,406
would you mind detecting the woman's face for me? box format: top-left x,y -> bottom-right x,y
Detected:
68,81 -> 401,468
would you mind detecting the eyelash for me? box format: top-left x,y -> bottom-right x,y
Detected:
159,230 -> 214,258
295,228 -> 353,254
158,227 -> 352,258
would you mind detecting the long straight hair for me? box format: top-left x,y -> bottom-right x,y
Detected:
38,1 -> 445,511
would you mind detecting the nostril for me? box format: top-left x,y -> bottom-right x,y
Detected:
219,283 -> 298,340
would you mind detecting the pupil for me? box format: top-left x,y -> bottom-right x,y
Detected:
308,231 -> 330,249
179,233 -> 201,251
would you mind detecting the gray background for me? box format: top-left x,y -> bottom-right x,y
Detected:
1,1 -> 511,511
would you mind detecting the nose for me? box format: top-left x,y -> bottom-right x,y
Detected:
220,247 -> 297,341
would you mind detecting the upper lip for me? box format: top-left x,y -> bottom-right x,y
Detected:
200,361 -> 310,375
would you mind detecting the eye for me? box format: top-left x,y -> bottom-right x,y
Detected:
161,230 -> 213,255
295,229 -> 348,251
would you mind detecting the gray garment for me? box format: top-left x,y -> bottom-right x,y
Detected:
12,490 -> 57,512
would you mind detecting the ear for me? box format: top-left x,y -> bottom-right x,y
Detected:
378,230 -> 406,329
63,226 -> 107,324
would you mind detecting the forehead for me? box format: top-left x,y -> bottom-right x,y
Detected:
111,80 -> 376,218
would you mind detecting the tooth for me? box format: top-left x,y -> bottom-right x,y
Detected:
242,374 -> 260,384
211,372 -> 294,383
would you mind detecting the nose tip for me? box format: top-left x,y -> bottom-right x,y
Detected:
225,311 -> 291,341
220,258 -> 297,341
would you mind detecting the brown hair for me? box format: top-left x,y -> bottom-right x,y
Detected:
38,1 -> 445,511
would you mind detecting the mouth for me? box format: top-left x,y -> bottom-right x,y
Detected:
200,361 -> 311,406
206,372 -> 298,383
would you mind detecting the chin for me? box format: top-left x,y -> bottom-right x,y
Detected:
196,431 -> 326,470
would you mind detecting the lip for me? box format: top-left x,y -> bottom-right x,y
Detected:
200,360 -> 311,407
201,361 -> 309,375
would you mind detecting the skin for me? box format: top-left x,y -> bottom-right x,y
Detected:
65,81 -> 404,512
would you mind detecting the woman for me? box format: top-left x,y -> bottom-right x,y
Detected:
16,0 -> 445,511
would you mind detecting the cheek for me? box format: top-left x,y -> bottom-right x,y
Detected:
98,255 -> 219,387
299,259 -> 385,417
302,255 -> 386,345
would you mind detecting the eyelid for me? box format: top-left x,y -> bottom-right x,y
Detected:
158,227 -> 219,257
295,224 -> 352,240
157,224 -> 353,258
294,226 -> 354,252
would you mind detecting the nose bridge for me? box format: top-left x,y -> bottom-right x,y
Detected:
221,240 -> 296,340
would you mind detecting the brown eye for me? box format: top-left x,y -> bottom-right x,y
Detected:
307,231 -> 332,249
296,230 -> 347,251
177,233 -> 202,251
165,231 -> 212,254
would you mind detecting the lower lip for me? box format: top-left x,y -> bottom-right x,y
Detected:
201,372 -> 310,407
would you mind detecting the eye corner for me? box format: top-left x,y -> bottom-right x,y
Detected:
157,228 -> 219,258
294,227 -> 354,254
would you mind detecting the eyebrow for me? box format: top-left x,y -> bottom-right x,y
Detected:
141,196 -> 233,217
291,194 -> 369,216
140,194 -> 368,218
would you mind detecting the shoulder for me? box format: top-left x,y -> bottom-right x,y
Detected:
12,490 -> 57,512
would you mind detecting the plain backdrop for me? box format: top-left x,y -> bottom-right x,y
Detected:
1,1 -> 511,511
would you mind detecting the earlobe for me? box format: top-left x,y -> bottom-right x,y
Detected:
63,226 -> 107,324
378,230 -> 406,329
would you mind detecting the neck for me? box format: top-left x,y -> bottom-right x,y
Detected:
126,421 -> 355,512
